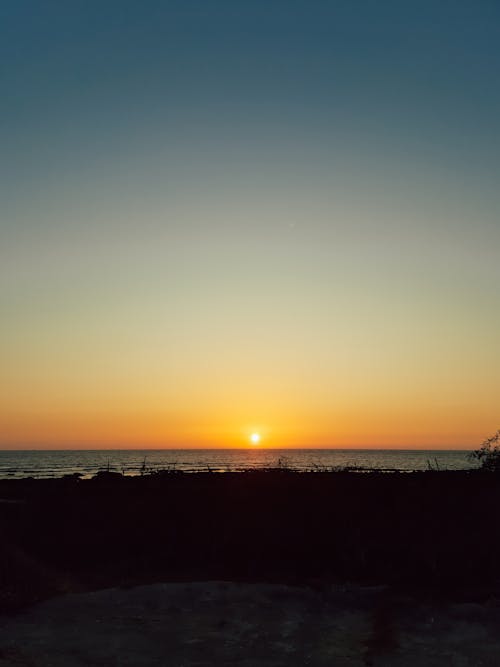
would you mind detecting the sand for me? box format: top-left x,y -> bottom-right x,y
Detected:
0,581 -> 499,666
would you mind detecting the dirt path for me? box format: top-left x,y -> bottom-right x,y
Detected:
0,582 -> 499,666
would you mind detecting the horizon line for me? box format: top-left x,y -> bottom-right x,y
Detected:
0,446 -> 475,452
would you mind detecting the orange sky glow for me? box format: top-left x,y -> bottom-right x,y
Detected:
1,3 -> 499,450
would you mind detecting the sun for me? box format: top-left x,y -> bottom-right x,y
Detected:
250,432 -> 261,445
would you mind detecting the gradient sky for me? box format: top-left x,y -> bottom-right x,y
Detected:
1,1 -> 499,449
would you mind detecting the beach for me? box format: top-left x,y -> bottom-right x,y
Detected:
2,580 -> 500,666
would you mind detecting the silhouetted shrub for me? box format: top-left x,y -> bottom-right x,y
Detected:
468,430 -> 500,471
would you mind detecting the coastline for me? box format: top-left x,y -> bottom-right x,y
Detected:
0,448 -> 475,479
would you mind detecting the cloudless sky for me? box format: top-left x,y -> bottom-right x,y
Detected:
1,1 -> 499,448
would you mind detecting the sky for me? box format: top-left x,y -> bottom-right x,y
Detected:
1,1 -> 499,449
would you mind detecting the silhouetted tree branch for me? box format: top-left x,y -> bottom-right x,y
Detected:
468,430 -> 500,471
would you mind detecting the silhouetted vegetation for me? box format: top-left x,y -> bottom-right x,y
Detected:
0,465 -> 499,613
468,429 -> 500,471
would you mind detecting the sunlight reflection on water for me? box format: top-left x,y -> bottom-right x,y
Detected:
0,449 -> 476,479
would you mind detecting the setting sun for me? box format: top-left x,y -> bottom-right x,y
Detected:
250,433 -> 261,445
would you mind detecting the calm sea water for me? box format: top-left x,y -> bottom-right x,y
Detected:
0,449 -> 476,479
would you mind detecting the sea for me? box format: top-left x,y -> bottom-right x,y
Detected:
0,449 -> 477,479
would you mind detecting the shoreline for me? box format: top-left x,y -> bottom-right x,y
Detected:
0,449 -> 477,480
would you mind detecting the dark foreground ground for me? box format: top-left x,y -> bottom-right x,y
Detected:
2,580 -> 500,666
1,469 -> 500,611
2,470 -> 500,665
